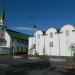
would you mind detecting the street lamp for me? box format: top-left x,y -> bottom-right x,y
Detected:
41,34 -> 48,56
33,25 -> 37,56
58,33 -> 60,56
43,35 -> 46,55
34,34 -> 36,56
55,30 -> 62,56
42,35 -> 45,56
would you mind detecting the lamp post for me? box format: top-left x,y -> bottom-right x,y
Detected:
58,33 -> 60,56
41,34 -> 44,55
50,42 -> 51,56
42,35 -> 45,56
44,35 -> 45,55
55,31 -> 61,56
43,35 -> 46,56
31,37 -> 33,55
41,34 -> 47,56
33,25 -> 36,56
34,34 -> 36,56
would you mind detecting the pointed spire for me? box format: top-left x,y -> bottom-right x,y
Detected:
1,7 -> 5,21
0,0 -> 6,28
0,7 -> 5,25
1,0 -> 5,20
1,7 -> 5,23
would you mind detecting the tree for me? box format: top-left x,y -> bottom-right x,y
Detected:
70,43 -> 75,62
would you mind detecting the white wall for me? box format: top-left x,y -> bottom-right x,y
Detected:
37,35 -> 44,55
28,30 -> 44,55
28,37 -> 35,55
45,28 -> 59,56
34,30 -> 44,55
60,24 -> 75,56
28,24 -> 75,56
4,31 -> 11,48
0,31 -> 11,54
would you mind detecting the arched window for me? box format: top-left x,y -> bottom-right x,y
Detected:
50,32 -> 53,38
66,30 -> 69,36
37,34 -> 40,39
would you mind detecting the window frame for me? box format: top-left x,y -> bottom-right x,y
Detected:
65,30 -> 69,36
50,42 -> 53,47
50,32 -> 53,38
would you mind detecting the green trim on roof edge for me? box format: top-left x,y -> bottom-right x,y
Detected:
7,29 -> 29,41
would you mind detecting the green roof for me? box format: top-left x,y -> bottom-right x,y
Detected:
0,38 -> 6,42
7,29 -> 29,41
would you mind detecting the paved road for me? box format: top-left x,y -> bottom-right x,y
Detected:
0,56 -> 74,75
0,57 -> 60,75
25,69 -> 59,75
0,64 -> 61,75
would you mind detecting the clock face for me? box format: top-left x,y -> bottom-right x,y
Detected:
0,19 -> 3,25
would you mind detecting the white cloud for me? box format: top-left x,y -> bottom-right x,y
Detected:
15,27 -> 37,31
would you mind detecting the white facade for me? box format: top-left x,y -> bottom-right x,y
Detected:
0,30 -> 11,54
28,24 -> 75,56
4,31 -> 11,48
0,8 -> 29,55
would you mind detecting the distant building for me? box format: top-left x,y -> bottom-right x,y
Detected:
28,24 -> 75,56
0,8 -> 29,55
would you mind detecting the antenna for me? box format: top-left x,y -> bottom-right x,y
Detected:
29,16 -> 37,29
15,16 -> 38,31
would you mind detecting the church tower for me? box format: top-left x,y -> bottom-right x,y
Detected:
0,7 -> 5,26
0,7 -> 6,38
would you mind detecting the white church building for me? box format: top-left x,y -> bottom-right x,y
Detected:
0,8 -> 28,55
28,24 -> 75,57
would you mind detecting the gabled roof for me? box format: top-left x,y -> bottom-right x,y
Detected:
7,29 -> 29,41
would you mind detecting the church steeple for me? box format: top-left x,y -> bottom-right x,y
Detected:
0,7 -> 5,26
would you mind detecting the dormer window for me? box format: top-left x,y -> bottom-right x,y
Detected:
50,32 -> 53,38
66,30 -> 69,36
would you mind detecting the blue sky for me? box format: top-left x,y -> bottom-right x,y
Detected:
0,0 -> 75,34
